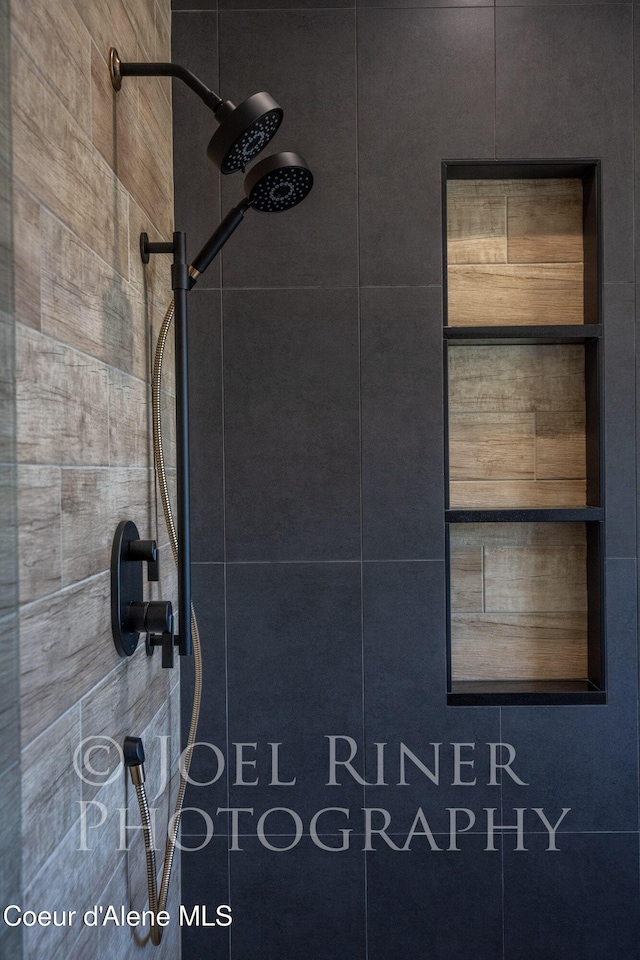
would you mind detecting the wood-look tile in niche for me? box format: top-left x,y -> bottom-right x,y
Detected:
450,522 -> 588,682
446,178 -> 584,325
447,197 -> 506,264
447,262 -> 583,326
448,343 -> 587,509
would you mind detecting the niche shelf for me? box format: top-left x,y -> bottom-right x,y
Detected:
442,160 -> 605,706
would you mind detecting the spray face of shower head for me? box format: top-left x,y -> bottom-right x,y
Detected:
244,152 -> 313,213
208,93 -> 283,174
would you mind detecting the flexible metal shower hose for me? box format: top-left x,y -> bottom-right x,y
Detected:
132,296 -> 203,946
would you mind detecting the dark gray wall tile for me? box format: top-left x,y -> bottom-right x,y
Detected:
181,563 -> 228,834
496,6 -> 634,282
604,283 -> 635,558
636,14 -> 640,279
188,289 -> 224,562
218,11 -> 358,287
223,288 -> 360,562
222,0 -> 351,10
363,561 -> 502,831
367,834 -> 503,960
226,562 -> 364,825
173,1 -> 217,9
230,838 -> 366,960
357,8 -> 495,286
504,834 -> 640,960
361,0 -> 490,9
361,286 -> 444,560
501,560 -> 639,832
181,837 -> 231,960
172,12 -> 222,275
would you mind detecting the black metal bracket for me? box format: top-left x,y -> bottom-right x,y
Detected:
111,520 -> 179,667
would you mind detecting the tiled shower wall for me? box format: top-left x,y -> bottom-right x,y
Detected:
10,0 -> 181,957
173,2 -> 640,959
0,0 -> 21,955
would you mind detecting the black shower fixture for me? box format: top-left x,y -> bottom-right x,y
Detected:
188,153 -> 314,280
245,152 -> 314,212
109,48 -> 283,173
208,93 -> 283,174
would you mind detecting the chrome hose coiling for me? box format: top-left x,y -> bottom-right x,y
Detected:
131,296 -> 203,945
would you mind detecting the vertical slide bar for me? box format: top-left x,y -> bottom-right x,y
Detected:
172,232 -> 193,657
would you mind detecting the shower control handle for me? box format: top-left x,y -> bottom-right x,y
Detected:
150,630 -> 177,670
127,538 -> 160,582
143,601 -> 177,668
111,520 -> 175,663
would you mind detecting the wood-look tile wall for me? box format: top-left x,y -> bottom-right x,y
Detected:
448,343 -> 587,508
450,522 -> 589,681
447,178 -> 584,326
11,0 -> 180,956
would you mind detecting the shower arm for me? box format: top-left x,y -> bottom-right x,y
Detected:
109,48 -> 223,113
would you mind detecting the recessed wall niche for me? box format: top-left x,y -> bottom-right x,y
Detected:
442,160 -> 604,706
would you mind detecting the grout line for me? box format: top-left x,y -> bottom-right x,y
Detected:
193,557 -> 445,564
192,283 -> 443,291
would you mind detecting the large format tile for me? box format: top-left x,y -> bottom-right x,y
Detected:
226,563 -> 364,826
636,14 -> 640,280
61,467 -> 151,587
230,838 -> 366,960
180,837 -> 231,960
604,283 -> 635,558
0,766 -> 22,960
361,286 -> 444,560
363,561 -> 502,831
0,617 -> 20,775
504,833 -> 640,960
223,289 -> 360,561
367,833 -> 502,960
12,0 -> 92,136
501,560 -> 638,832
172,11 -> 222,275
358,8 -> 494,286
40,208 -> 147,380
12,40 -> 130,276
187,289 -> 224,562
17,325 -> 110,466
20,573 -> 118,745
496,5 -> 634,282
21,706 -> 82,884
181,563 -> 228,834
218,10 -> 358,288
17,464 -> 62,603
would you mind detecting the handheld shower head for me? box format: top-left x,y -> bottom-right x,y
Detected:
207,93 -> 283,174
244,152 -> 314,212
188,152 -> 314,280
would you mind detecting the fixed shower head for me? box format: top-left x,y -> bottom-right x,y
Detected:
244,152 -> 314,212
108,50 -> 282,174
208,93 -> 284,174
